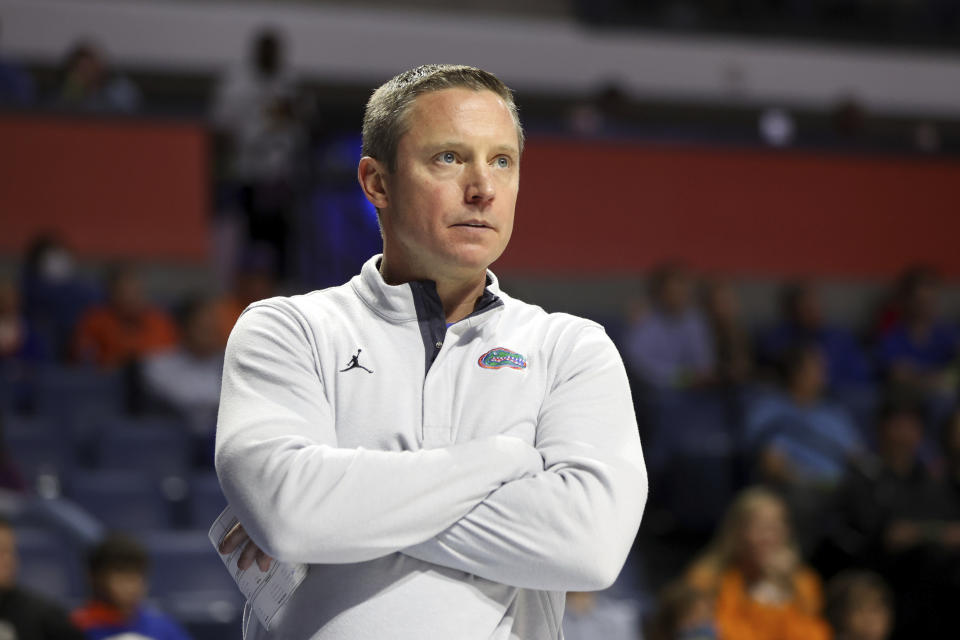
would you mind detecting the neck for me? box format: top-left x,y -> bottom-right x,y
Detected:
379,254 -> 487,323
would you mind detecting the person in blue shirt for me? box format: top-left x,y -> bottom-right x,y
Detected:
876,267 -> 957,392
758,281 -> 872,390
71,534 -> 191,640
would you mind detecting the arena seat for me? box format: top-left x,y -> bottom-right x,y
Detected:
14,525 -> 84,604
141,530 -> 244,625
4,415 -> 72,490
95,418 -> 192,475
188,473 -> 228,531
67,470 -> 174,532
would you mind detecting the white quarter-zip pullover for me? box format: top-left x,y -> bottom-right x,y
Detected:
215,255 -> 648,639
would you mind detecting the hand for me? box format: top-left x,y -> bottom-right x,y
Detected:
218,523 -> 274,572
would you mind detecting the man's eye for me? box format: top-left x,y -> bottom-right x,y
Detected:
440,152 -> 456,164
495,156 -> 511,168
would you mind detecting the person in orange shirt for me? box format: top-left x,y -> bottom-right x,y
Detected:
686,487 -> 831,640
212,254 -> 276,348
72,266 -> 177,368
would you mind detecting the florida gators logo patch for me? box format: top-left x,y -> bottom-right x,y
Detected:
478,347 -> 527,370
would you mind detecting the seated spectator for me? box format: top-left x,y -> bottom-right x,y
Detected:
703,279 -> 753,385
824,570 -> 893,640
757,281 -> 871,389
0,18 -> 35,107
875,267 -> 957,396
746,344 -> 863,489
646,580 -> 717,640
0,415 -> 27,493
562,590 -> 642,640
686,487 -> 830,640
0,516 -> 85,639
20,234 -> 99,360
72,266 -> 178,369
143,297 -> 224,440
829,393 -> 960,637
0,275 -> 47,362
212,251 -> 277,347
625,263 -> 714,388
55,41 -> 140,113
943,408 -> 960,501
72,534 -> 191,640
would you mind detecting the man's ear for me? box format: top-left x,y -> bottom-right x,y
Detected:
358,156 -> 389,210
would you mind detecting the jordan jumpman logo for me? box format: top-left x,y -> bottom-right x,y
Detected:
340,349 -> 373,373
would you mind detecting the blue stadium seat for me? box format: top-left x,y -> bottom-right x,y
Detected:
96,418 -> 192,475
647,388 -> 740,532
4,415 -> 72,489
14,525 -> 84,603
188,473 -> 228,531
67,470 -> 173,532
141,530 -> 244,624
33,365 -> 124,424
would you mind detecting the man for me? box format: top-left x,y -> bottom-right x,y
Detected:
0,517 -> 85,640
215,64 -> 647,639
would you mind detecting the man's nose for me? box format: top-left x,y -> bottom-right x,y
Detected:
464,164 -> 495,206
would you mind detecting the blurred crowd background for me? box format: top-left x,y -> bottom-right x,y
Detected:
1,1 -> 959,639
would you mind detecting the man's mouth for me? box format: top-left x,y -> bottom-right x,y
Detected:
452,221 -> 492,229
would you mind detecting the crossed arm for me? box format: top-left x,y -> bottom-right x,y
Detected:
215,303 -> 647,591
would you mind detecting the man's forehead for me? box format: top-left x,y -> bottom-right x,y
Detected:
403,88 -> 519,150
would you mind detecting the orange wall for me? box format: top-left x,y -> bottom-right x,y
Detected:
2,116 -> 957,278
0,114 -> 209,261
502,139 -> 960,279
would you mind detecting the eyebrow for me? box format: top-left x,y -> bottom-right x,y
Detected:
427,141 -> 520,156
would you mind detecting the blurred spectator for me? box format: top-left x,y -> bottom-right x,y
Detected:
20,234 -> 99,361
703,279 -> 753,385
72,265 -> 178,369
828,392 -> 960,637
758,281 -> 872,389
212,250 -> 277,347
0,18 -> 35,108
944,407 -> 960,497
824,570 -> 893,640
562,590 -> 642,640
143,297 -> 224,441
211,29 -> 306,278
646,580 -> 717,640
875,266 -> 957,395
0,275 -> 47,362
0,415 -> 27,493
625,263 -> 714,388
72,534 -> 191,640
685,487 -> 830,640
0,516 -> 85,639
746,344 -> 863,489
55,41 -> 140,113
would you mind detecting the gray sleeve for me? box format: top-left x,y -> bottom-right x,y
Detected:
214,303 -> 542,564
403,324 -> 648,591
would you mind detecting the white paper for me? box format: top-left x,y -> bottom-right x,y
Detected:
208,505 -> 308,630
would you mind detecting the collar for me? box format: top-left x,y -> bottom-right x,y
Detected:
350,254 -> 504,324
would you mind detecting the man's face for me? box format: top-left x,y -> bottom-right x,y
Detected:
0,527 -> 17,589
379,87 -> 520,282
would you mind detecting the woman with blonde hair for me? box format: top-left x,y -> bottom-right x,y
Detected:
685,486 -> 830,640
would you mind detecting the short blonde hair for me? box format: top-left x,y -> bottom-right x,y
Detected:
361,64 -> 524,172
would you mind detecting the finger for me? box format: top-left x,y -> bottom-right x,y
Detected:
255,548 -> 273,572
218,524 -> 249,555
237,539 -> 260,571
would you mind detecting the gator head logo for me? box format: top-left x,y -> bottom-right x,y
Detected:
478,347 -> 527,370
